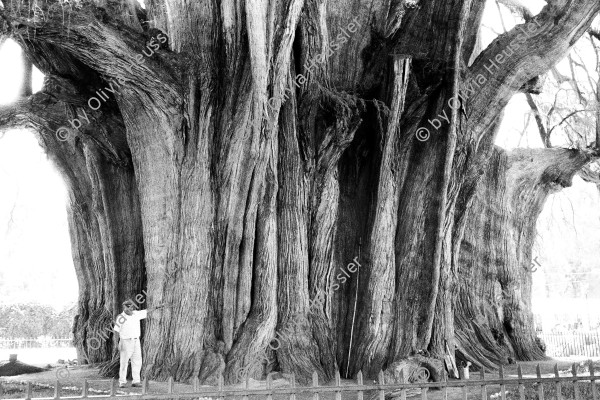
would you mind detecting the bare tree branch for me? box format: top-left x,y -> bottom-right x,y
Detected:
496,0 -> 533,21
547,109 -> 593,138
525,93 -> 550,147
19,50 -> 32,97
463,0 -> 600,144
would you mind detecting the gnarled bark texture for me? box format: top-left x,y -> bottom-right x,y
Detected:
0,75 -> 145,363
0,0 -> 598,385
456,147 -> 595,369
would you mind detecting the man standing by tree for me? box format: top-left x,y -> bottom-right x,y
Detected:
113,300 -> 161,388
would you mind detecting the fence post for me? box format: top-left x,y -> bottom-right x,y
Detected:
517,365 -> 525,400
554,364 -> 562,400
378,370 -> 385,400
440,368 -> 448,400
266,370 -> 273,400
356,370 -> 363,400
536,364 -> 545,400
499,365 -> 506,400
54,379 -> 60,399
290,373 -> 297,400
243,370 -> 249,400
480,365 -> 486,400
572,363 -> 581,400
399,368 -> 407,400
82,379 -> 88,398
218,374 -> 224,400
590,359 -> 598,400
461,367 -> 467,400
335,370 -> 342,400
312,371 -> 320,400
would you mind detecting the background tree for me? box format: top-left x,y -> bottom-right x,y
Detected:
0,0 -> 598,384
0,303 -> 76,338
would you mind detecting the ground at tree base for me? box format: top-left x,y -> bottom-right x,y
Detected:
0,358 -> 598,399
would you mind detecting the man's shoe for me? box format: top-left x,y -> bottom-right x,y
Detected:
119,383 -> 128,388
131,382 -> 142,388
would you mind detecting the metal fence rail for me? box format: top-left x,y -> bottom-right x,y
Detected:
0,339 -> 73,349
538,332 -> 600,357
1,361 -> 599,400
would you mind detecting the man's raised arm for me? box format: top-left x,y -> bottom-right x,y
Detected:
137,304 -> 164,319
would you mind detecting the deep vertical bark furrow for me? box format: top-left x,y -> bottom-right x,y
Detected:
346,0 -> 479,370
392,132 -> 446,352
294,0 -> 371,371
351,83 -> 453,368
213,89 -> 258,352
58,141 -> 141,359
349,58 -> 409,376
216,0 -> 305,378
210,0 -> 299,349
68,200 -> 114,363
160,0 -> 217,56
455,148 -> 512,368
276,78 -> 330,381
333,131 -> 375,377
223,134 -> 279,382
69,148 -> 144,363
457,148 -> 595,368
305,103 -> 362,378
428,0 -> 474,361
306,165 -> 341,369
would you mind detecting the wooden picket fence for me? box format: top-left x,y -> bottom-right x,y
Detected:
538,333 -> 600,358
0,339 -> 73,349
1,362 -> 600,400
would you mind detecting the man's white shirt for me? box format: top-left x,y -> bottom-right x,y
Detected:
113,310 -> 147,339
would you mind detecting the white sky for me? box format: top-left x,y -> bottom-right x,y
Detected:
0,130 -> 76,310
0,40 -> 44,104
0,41 -> 76,311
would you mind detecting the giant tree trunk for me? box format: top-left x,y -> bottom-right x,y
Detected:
1,0 -> 599,385
456,147 -> 595,368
